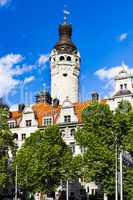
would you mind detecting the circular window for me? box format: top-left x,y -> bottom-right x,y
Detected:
60,56 -> 65,61
63,73 -> 68,77
75,58 -> 78,62
67,56 -> 71,61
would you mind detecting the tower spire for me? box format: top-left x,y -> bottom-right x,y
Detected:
63,6 -> 70,24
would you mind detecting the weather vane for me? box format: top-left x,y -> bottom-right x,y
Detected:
63,5 -> 70,23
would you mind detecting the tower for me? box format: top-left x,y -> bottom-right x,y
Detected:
108,62 -> 133,110
50,11 -> 80,105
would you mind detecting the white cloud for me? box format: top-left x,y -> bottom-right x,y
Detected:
38,54 -> 49,68
119,33 -> 128,42
0,54 -> 23,98
14,64 -> 34,75
23,76 -> 35,85
95,65 -> 125,80
95,63 -> 133,93
0,52 -> 49,99
0,0 -> 11,7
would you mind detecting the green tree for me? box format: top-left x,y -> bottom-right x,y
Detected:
15,125 -> 73,195
0,100 -> 13,190
75,100 -> 133,197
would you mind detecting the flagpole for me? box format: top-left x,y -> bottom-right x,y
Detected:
66,179 -> 69,200
115,138 -> 118,200
15,165 -> 17,200
120,151 -> 123,200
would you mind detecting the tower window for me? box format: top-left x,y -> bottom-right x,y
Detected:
67,56 -> 71,61
75,58 -> 78,62
59,56 -> 65,61
63,73 -> 68,77
124,83 -> 127,89
120,84 -> 123,90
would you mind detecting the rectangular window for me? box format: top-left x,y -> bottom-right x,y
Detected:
64,115 -> 71,123
26,120 -> 32,127
8,122 -> 15,128
22,134 -> 26,140
70,142 -> 75,154
80,146 -> 85,153
44,117 -> 53,126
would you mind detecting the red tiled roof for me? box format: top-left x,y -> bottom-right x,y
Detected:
9,111 -> 22,119
32,103 -> 61,126
74,99 -> 107,122
9,100 -> 107,126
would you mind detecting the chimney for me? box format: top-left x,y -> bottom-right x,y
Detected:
91,92 -> 99,101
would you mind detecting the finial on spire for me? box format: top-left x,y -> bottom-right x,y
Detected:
63,6 -> 70,24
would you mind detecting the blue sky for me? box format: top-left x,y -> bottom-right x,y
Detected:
0,0 -> 133,105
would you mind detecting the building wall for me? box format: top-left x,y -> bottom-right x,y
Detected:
50,50 -> 80,104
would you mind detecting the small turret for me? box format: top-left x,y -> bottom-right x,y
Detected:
35,91 -> 52,104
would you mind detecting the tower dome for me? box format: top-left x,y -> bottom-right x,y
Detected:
54,23 -> 77,54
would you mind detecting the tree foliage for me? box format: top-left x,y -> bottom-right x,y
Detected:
76,100 -> 133,198
0,101 -> 13,189
15,125 -> 73,194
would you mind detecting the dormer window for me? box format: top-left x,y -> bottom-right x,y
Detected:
64,115 -> 71,123
44,117 -> 53,126
120,84 -> 123,90
8,121 -> 16,129
26,120 -> 32,127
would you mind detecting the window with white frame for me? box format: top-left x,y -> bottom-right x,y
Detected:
44,117 -> 53,126
61,130 -> 65,137
26,120 -> 32,127
64,115 -> 71,123
70,129 -> 75,137
22,133 -> 26,140
8,121 -> 16,128
13,133 -> 18,140
80,146 -> 86,153
70,142 -> 75,154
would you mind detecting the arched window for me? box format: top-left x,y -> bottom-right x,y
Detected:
67,56 -> 71,61
60,56 -> 65,61
61,130 -> 65,137
13,133 -> 18,140
120,84 -> 123,90
70,129 -> 75,136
